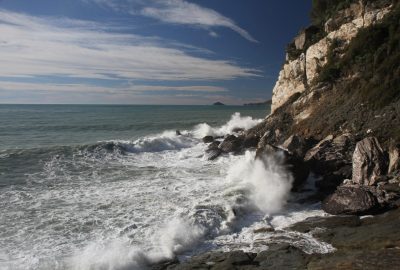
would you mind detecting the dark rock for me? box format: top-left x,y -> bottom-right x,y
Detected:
253,227 -> 275,233
205,141 -> 222,160
322,186 -> 379,215
307,208 -> 400,269
242,135 -> 260,149
151,257 -> 179,270
207,141 -> 220,150
304,133 -> 355,196
304,134 -> 355,176
289,215 -> 361,233
256,144 -> 309,191
176,130 -> 182,136
167,251 -> 257,270
254,244 -> 309,269
205,148 -> 222,161
281,134 -> 315,158
352,137 -> 388,186
315,174 -> 345,195
202,136 -> 214,143
232,127 -> 245,133
219,135 -> 243,153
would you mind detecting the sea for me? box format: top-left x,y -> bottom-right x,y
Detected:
0,104 -> 333,270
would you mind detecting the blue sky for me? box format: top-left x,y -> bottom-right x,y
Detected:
0,0 -> 311,105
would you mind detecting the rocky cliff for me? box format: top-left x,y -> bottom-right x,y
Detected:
249,0 -> 399,145
272,0 -> 393,112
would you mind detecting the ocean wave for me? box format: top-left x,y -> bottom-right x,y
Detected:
1,112 -> 333,270
193,112 -> 262,138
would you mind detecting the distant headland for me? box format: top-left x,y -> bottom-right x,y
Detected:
212,102 -> 225,106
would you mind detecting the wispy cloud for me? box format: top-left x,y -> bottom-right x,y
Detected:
0,81 -> 227,93
87,0 -> 258,42
0,9 -> 259,83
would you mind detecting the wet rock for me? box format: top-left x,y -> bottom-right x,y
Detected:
290,215 -> 361,234
207,141 -> 220,150
204,141 -> 222,160
281,134 -> 315,158
176,130 -> 182,136
253,227 -> 275,233
232,127 -> 245,133
205,148 -> 222,161
219,135 -> 243,153
242,135 -> 260,149
151,257 -> 179,270
256,144 -> 309,191
322,186 -> 379,215
352,137 -> 388,186
202,136 -> 214,143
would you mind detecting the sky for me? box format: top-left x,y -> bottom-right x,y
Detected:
0,0 -> 312,105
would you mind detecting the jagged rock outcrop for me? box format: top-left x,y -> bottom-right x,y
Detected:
388,142 -> 400,174
352,137 -> 388,186
271,1 -> 393,113
219,135 -> 243,153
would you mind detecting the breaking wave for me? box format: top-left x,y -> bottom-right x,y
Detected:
0,112 -> 332,270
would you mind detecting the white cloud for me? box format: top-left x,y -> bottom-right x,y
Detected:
0,81 -> 227,93
0,9 -> 259,82
88,0 -> 258,42
209,31 -> 219,38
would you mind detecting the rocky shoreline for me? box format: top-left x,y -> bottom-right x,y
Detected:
148,130 -> 399,270
152,0 -> 400,268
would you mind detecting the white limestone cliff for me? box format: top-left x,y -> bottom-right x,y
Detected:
271,2 -> 392,113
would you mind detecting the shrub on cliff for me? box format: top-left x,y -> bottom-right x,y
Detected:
318,2 -> 400,108
310,0 -> 353,27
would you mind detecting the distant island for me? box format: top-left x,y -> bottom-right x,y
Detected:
243,100 -> 272,106
213,102 -> 225,106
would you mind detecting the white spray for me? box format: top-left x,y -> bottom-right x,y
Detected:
226,151 -> 293,214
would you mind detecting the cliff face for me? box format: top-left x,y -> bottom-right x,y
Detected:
249,0 -> 399,146
272,0 -> 392,112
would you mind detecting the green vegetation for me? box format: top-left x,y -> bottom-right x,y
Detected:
311,0 -> 354,27
310,0 -> 393,27
317,2 -> 400,108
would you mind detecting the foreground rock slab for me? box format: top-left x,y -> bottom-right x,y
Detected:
322,186 -> 379,215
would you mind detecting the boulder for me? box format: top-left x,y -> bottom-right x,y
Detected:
207,141 -> 220,151
202,135 -> 214,143
352,137 -> 388,186
281,134 -> 314,158
388,142 -> 400,174
205,149 -> 221,161
256,144 -> 309,191
219,135 -> 243,153
205,141 -> 222,160
305,133 -> 355,178
322,186 -> 379,215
